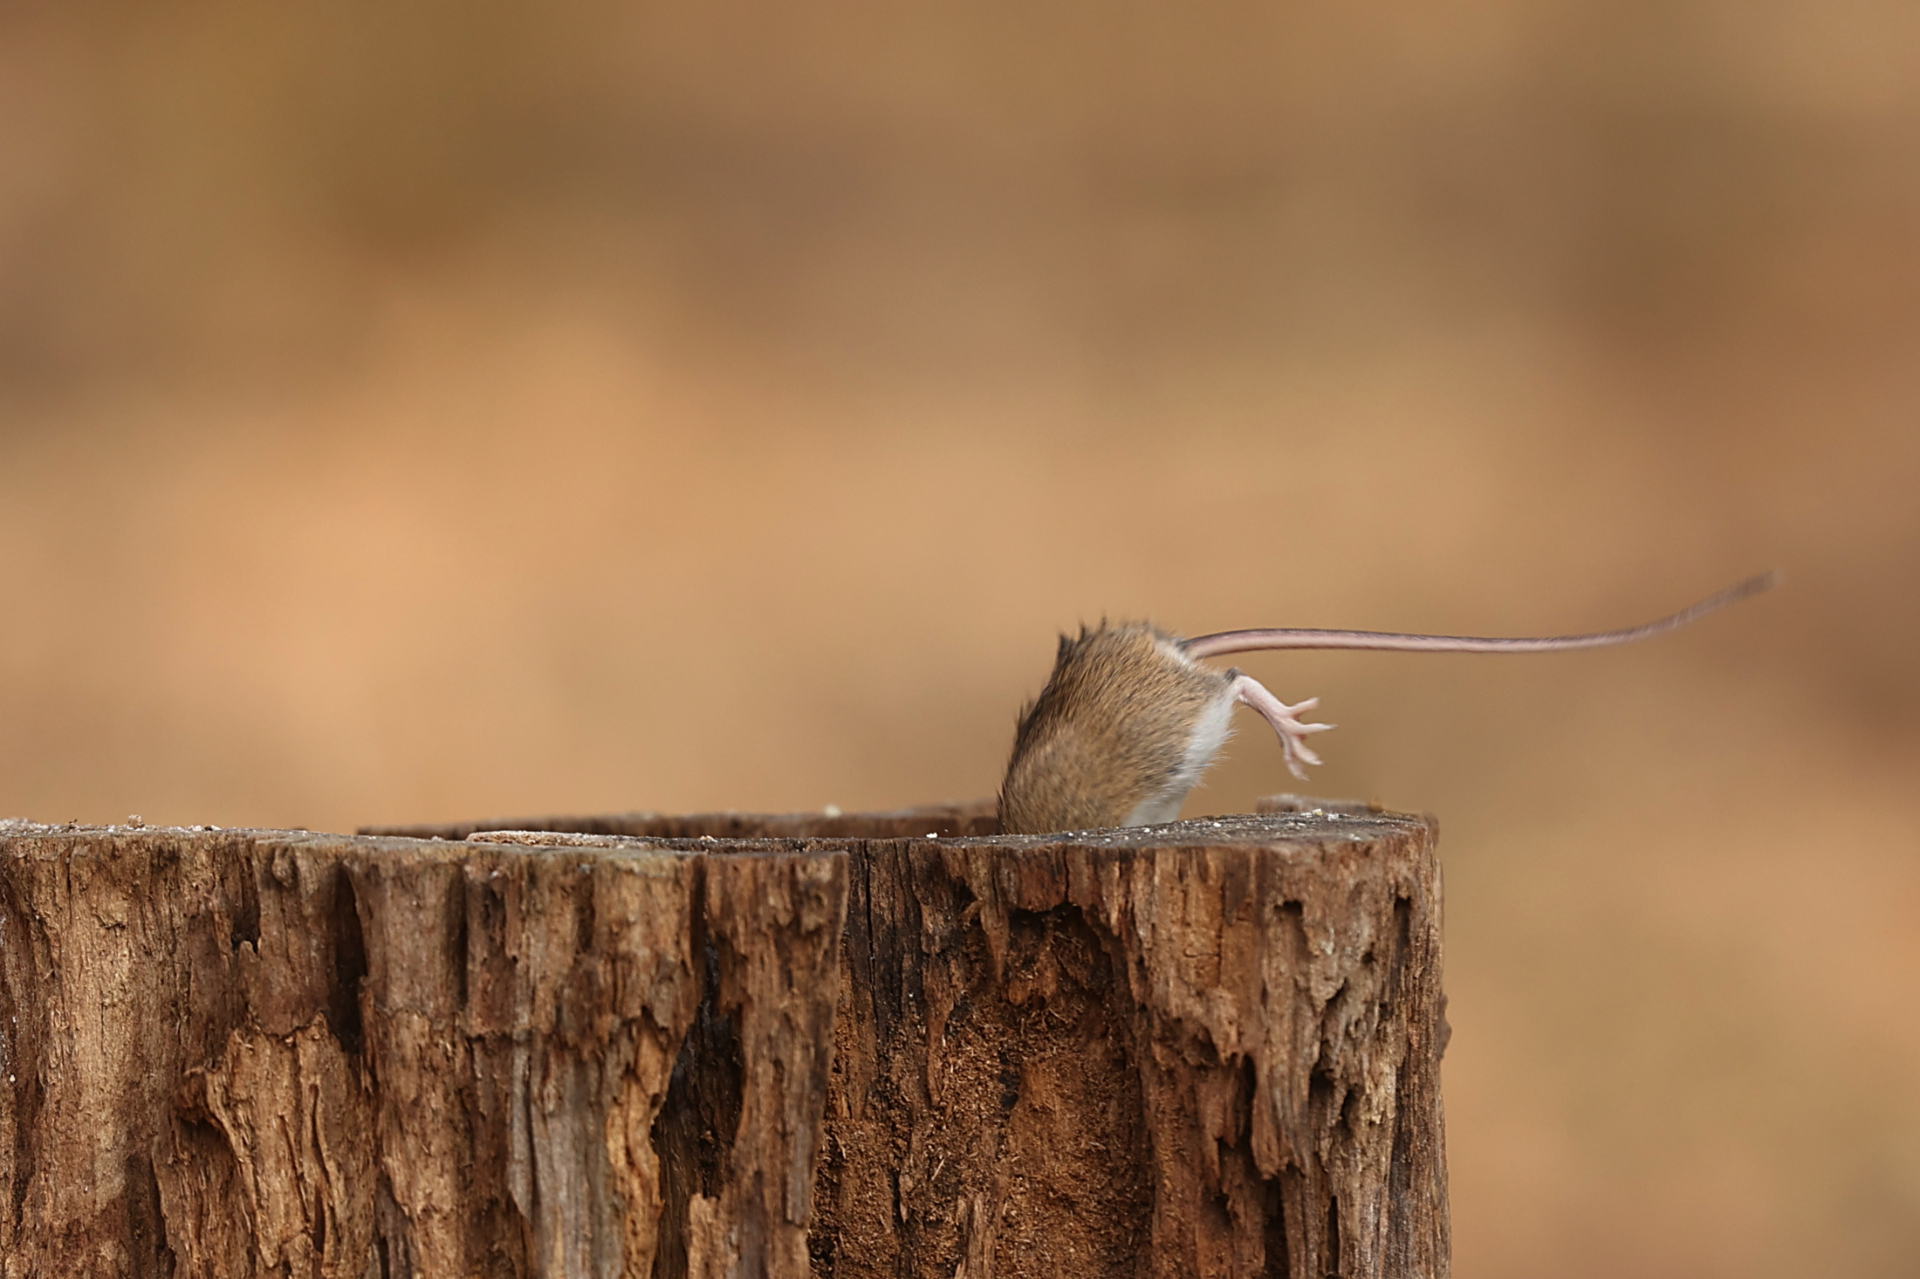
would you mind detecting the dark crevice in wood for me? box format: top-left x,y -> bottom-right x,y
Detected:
1263,1172 -> 1292,1279
228,859 -> 261,952
650,865 -> 745,1279
123,1151 -> 173,1277
1387,895 -> 1414,1005
1326,1194 -> 1342,1279
328,865 -> 367,1060
571,870 -> 597,956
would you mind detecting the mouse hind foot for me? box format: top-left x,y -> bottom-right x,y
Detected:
1227,673 -> 1334,781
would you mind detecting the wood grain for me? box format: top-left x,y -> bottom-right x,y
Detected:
0,806 -> 1444,1277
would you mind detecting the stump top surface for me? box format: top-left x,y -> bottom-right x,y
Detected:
4,807 -> 1433,856
956,809 -> 1429,848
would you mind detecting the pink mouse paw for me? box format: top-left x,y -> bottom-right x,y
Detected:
1228,675 -> 1335,781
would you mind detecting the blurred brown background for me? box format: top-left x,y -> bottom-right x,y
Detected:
2,0 -> 1916,1272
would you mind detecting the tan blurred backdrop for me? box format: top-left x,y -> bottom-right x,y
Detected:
3,0 -> 1917,1273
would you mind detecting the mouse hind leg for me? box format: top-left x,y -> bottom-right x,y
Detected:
1227,672 -> 1334,781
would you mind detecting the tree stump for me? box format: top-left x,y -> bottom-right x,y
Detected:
0,803 -> 1446,1278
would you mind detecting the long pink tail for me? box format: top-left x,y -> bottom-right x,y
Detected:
1178,572 -> 1776,660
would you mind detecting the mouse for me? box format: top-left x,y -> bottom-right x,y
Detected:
996,572 -> 1776,835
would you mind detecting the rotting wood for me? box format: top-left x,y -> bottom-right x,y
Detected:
0,803 -> 1446,1278
801,810 -> 1447,1279
404,806 -> 1450,1279
0,821 -> 844,1278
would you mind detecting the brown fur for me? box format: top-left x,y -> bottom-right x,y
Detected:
998,623 -> 1229,834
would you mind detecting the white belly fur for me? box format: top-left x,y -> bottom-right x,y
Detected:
1121,688 -> 1236,827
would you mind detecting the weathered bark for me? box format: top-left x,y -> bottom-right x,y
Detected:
803,808 -> 1447,1279
0,820 -> 844,1278
0,803 -> 1446,1278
